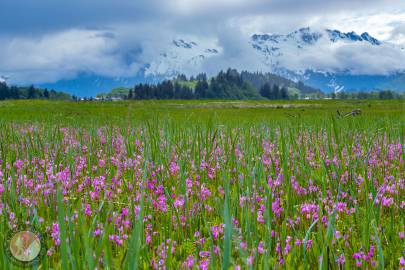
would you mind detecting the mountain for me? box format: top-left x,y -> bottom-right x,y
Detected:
37,28 -> 405,95
250,27 -> 383,70
100,69 -> 321,100
39,72 -> 147,98
38,39 -> 221,97
301,71 -> 405,93
249,27 -> 405,93
144,39 -> 220,78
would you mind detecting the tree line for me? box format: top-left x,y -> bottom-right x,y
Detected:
126,69 -> 298,100
0,83 -> 72,100
326,90 -> 404,100
123,68 -> 404,100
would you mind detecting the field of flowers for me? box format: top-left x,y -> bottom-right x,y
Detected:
0,100 -> 404,269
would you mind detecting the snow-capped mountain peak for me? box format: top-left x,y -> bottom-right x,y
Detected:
286,27 -> 323,45
252,28 -> 382,49
252,27 -> 324,48
42,27 -> 403,96
172,39 -> 197,49
142,27 -> 387,81
326,29 -> 381,45
144,38 -> 220,77
139,27 -> 404,94
248,28 -> 405,92
360,32 -> 381,45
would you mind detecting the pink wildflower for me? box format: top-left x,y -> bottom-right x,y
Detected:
85,204 -> 92,216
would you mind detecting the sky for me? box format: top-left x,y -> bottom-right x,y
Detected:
0,0 -> 404,85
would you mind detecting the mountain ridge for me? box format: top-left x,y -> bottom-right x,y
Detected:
30,27 -> 405,95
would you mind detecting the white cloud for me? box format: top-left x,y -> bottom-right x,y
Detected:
198,25 -> 405,76
168,0 -> 249,15
0,29 -> 143,83
324,11 -> 405,43
277,40 -> 405,75
1,0 -> 405,85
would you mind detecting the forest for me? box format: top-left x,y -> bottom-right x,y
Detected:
1,69 -> 403,101
0,83 -> 72,100
124,69 -> 320,100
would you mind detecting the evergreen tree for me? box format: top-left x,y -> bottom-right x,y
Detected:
196,73 -> 207,81
50,90 -> 57,99
10,86 -> 19,99
128,89 -> 133,99
272,85 -> 280,99
44,89 -> 50,99
0,84 -> 70,100
260,83 -> 272,99
0,82 -> 7,100
280,87 -> 288,99
379,90 -> 394,100
161,81 -> 174,99
28,85 -> 36,99
195,80 -> 209,98
177,74 -> 187,81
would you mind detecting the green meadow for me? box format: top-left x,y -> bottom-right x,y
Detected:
0,100 -> 403,269
0,100 -> 403,125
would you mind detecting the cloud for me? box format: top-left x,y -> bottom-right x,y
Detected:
389,21 -> 405,45
0,0 -> 405,86
200,24 -> 268,75
0,0 -> 165,35
2,0 -> 403,36
334,44 -> 405,75
277,40 -> 405,75
0,29 -> 143,83
199,26 -> 405,77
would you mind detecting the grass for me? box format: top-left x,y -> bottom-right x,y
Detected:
0,99 -> 403,269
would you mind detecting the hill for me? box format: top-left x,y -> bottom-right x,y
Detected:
100,69 -> 321,100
